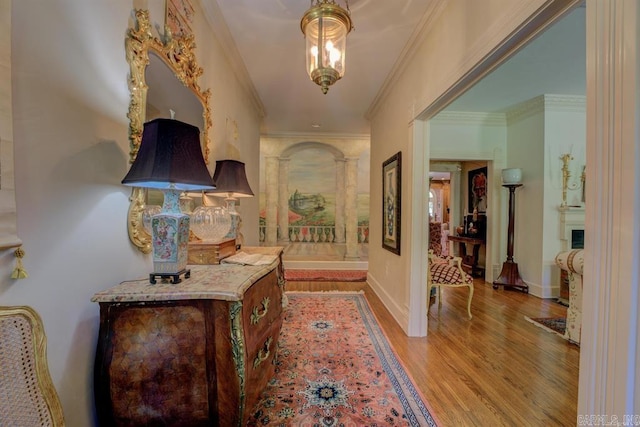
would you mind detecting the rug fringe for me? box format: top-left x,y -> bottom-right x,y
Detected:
524,316 -> 566,339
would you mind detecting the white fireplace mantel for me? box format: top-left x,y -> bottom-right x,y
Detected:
558,205 -> 585,251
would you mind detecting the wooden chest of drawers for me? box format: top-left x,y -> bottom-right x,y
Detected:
92,247 -> 284,426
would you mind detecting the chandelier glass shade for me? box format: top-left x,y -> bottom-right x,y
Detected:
301,0 -> 353,94
190,206 -> 232,242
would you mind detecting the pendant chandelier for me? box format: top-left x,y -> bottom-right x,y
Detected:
300,0 -> 353,94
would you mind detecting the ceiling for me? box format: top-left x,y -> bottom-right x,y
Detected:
445,5 -> 585,113
210,1 -> 585,135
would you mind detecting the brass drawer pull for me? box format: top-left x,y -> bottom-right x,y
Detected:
253,336 -> 273,368
250,297 -> 270,325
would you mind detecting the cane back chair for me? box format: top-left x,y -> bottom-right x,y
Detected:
0,306 -> 65,426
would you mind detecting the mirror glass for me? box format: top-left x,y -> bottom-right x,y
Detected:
145,52 -> 206,209
125,9 -> 212,253
146,52 -> 204,131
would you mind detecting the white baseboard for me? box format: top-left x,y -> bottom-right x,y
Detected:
526,281 -> 560,299
366,272 -> 410,334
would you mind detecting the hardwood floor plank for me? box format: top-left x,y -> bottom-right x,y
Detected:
285,278 -> 579,426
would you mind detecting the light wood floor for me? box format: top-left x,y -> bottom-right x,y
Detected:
285,279 -> 579,426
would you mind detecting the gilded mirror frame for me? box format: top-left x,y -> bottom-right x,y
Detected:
125,9 -> 212,253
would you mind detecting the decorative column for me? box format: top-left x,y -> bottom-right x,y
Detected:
344,157 -> 359,260
277,157 -> 290,242
334,159 -> 346,243
264,156 -> 279,245
492,183 -> 528,292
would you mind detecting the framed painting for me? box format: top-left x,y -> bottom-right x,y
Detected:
382,152 -> 401,255
468,166 -> 488,213
165,0 -> 194,39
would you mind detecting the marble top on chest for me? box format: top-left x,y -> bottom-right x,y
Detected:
91,261 -> 279,304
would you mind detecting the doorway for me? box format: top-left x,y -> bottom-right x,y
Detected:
430,161 -> 491,280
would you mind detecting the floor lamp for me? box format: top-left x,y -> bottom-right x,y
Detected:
492,168 -> 529,293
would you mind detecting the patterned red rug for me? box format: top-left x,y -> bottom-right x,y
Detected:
247,292 -> 438,426
284,269 -> 368,282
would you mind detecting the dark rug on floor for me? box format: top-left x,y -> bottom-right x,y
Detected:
525,316 -> 567,336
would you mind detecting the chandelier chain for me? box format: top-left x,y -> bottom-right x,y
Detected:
310,0 -> 350,13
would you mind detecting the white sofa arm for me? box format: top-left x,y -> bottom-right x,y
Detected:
554,249 -> 584,345
555,249 -> 584,275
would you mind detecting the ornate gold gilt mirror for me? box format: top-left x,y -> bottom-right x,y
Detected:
125,9 -> 212,253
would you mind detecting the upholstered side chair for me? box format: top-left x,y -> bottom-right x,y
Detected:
428,222 -> 443,256
427,250 -> 474,319
0,306 -> 65,426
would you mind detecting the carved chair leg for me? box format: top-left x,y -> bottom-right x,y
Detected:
466,284 -> 474,319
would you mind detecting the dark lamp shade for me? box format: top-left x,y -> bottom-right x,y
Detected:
122,118 -> 215,191
209,160 -> 254,198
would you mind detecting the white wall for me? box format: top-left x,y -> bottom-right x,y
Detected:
542,96 -> 586,294
367,0 -> 552,334
504,95 -> 586,297
506,100 -> 546,293
2,2 -> 262,425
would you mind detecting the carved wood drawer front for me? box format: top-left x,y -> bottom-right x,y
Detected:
244,321 -> 282,413
243,269 -> 282,353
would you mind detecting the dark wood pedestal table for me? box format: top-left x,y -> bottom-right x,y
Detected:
493,184 -> 529,292
447,235 -> 485,277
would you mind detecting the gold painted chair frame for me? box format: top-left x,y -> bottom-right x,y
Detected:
0,306 -> 65,426
427,250 -> 474,319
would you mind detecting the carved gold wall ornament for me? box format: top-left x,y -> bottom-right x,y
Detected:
125,9 -> 212,253
559,153 -> 584,207
126,187 -> 152,254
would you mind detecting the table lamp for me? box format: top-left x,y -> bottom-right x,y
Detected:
122,118 -> 215,284
207,160 -> 254,242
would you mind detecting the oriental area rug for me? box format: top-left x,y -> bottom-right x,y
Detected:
247,292 -> 438,427
284,269 -> 368,282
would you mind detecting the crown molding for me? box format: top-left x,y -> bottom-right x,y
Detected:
365,0 -> 448,121
543,94 -> 586,111
431,111 -> 506,126
506,94 -> 586,124
425,94 -> 585,127
201,1 -> 265,118
261,131 -> 370,141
